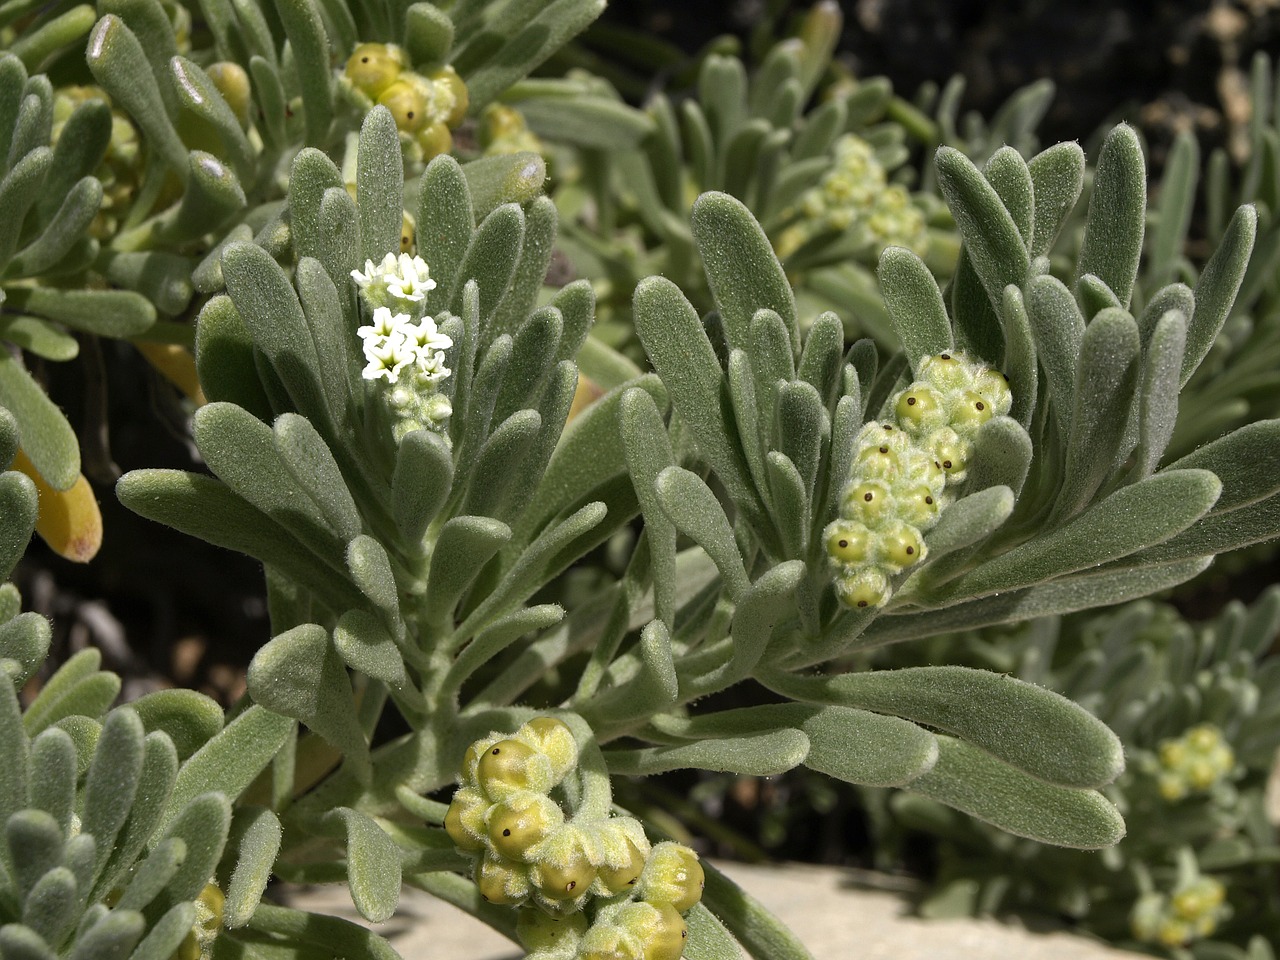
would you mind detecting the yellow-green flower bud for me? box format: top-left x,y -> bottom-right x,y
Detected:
1171,878 -> 1225,921
206,62 -> 251,124
578,924 -> 644,960
487,794 -> 564,860
843,481 -> 895,528
636,842 -> 704,913
948,390 -> 995,435
897,485 -> 942,528
615,901 -> 688,960
834,566 -> 891,609
516,717 -> 579,785
854,442 -> 901,479
516,908 -> 588,954
1156,917 -> 1191,948
400,211 -> 415,253
826,520 -> 873,566
447,786 -> 490,849
345,42 -> 404,99
476,854 -> 530,905
477,738 -> 553,798
972,368 -> 1013,416
928,428 -> 970,482
893,385 -> 947,435
416,120 -> 452,161
877,521 -> 926,573
429,65 -> 469,128
378,79 -> 428,133
531,827 -> 598,903
595,818 -> 650,894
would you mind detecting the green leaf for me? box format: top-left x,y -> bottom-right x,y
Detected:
620,389 -> 678,628
169,56 -> 253,178
271,0 -> 332,145
948,469 -> 1221,599
459,152 -> 545,222
448,203 -> 523,324
1165,420 -> 1280,515
423,516 -> 511,626
130,689 -> 224,760
604,729 -> 809,776
245,904 -> 404,960
10,177 -> 101,277
274,413 -> 362,542
246,624 -> 370,780
294,259 -> 358,433
634,277 -> 754,508
0,471 -> 36,578
0,612 -> 49,686
769,665 -> 1122,788
356,106 -> 404,264
997,285 -> 1037,426
0,925 -> 57,960
153,791 -> 231,904
86,16 -> 187,175
22,865 -> 78,946
983,146 -> 1033,242
404,2 -> 453,69
704,560 -> 804,687
158,705 -> 293,837
81,707 -> 145,882
1133,309 -> 1187,479
1052,307 -> 1140,521
657,703 -> 937,788
67,909 -> 145,960
26,729 -> 74,833
919,484 -> 1015,561
324,808 -> 400,922
518,95 -> 654,150
335,609 -> 407,691
0,146 -> 50,265
1027,141 -> 1084,257
692,191 -> 798,352
346,535 -> 401,631
0,352 -> 78,489
193,295 -> 273,421
528,374 -> 666,534
906,737 -> 1125,849
1148,130 -> 1199,287
116,836 -> 185,911
128,903 -> 196,960
94,731 -> 178,898
655,467 -> 749,602
1075,124 -> 1145,308
683,903 -> 746,960
225,807 -> 282,928
117,470 -> 366,613
878,246 -> 952,371
1,287 -> 153,338
392,430 -> 452,550
1024,274 -> 1085,441
490,196 -> 558,341
935,146 -> 1028,310
1184,204 -> 1258,384
289,148 -> 344,268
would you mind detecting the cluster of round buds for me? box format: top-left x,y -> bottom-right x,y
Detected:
342,43 -> 468,162
824,352 -> 1012,609
445,720 -> 704,960
775,134 -> 929,259
1131,877 -> 1229,947
352,253 -> 453,439
1153,724 -> 1236,801
479,104 -> 544,157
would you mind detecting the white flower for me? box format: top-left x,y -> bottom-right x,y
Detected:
350,258 -> 382,288
357,305 -> 402,341
386,253 -> 436,302
361,330 -> 415,382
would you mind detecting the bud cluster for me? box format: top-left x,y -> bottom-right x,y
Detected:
172,882 -> 225,960
479,104 -> 544,157
342,43 -> 467,162
825,352 -> 1012,609
1131,877 -> 1229,948
351,252 -> 454,440
775,134 -> 928,259
1153,724 -> 1236,801
445,719 -> 704,960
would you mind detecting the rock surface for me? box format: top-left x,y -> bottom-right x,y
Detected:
286,860 -> 1147,959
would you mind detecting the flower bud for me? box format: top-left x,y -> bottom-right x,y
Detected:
475,854 -> 530,905
206,62 -> 251,123
927,428 -> 969,483
429,65 -> 469,127
834,566 -> 890,610
378,79 -> 428,133
843,481 -> 894,528
416,120 -> 453,161
877,521 -> 926,573
487,793 -> 564,860
595,818 -> 650,894
893,385 -> 947,435
972,368 -> 1013,416
516,717 -> 579,783
445,789 -> 487,852
530,826 -> 599,903
577,923 -> 644,960
345,42 -> 404,99
826,520 -> 872,566
854,442 -> 901,479
917,353 -> 971,391
476,738 -> 554,798
516,907 -> 588,954
636,842 -> 704,913
614,901 -> 688,960
948,390 -> 995,435
896,485 -> 941,528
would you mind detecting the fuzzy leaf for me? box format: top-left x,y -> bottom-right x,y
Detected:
392,429 -> 452,549
655,467 -> 750,602
154,792 -> 231,904
1184,205 -> 1258,384
423,516 -> 511,626
81,707 -> 145,883
1024,274 -> 1085,440
324,808 -> 400,923
225,807 -> 282,928
356,107 -> 403,264
0,470 -> 37,578
334,610 -> 408,689
620,389 -> 678,628
604,729 -> 809,776
449,203 -> 523,324
273,414 -> 362,542
271,0 -> 332,145
128,903 -> 195,960
1027,141 -> 1084,257
878,247 -> 952,371
67,909 -> 144,960
130,689 -> 224,761
692,191 -> 798,352
1133,310 -> 1187,479
1076,124 -> 1146,308
0,353 -> 78,489
159,705 -> 294,837
907,737 -> 1125,849
246,624 -> 370,779
346,536 -> 401,630
1148,130 -> 1199,287
244,904 -> 403,960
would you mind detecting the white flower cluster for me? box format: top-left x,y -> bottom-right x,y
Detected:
352,251 -> 437,305
357,307 -> 453,384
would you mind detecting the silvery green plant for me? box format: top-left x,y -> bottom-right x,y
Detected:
95,60 -> 1280,955
882,591 -> 1280,958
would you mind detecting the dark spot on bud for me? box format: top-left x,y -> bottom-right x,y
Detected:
906,396 -> 916,405
934,461 -> 941,469
407,111 -> 415,119
879,446 -> 888,453
838,539 -> 848,548
856,600 -> 868,607
884,424 -> 894,431
976,401 -> 985,411
361,56 -> 369,62
491,747 -> 500,755
925,496 -> 934,505
940,353 -> 951,360
943,460 -> 953,469
628,877 -> 637,885
566,881 -> 576,891
906,546 -> 915,555
502,829 -> 511,836
1002,373 -> 1010,381
863,492 -> 873,502
682,930 -> 688,939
